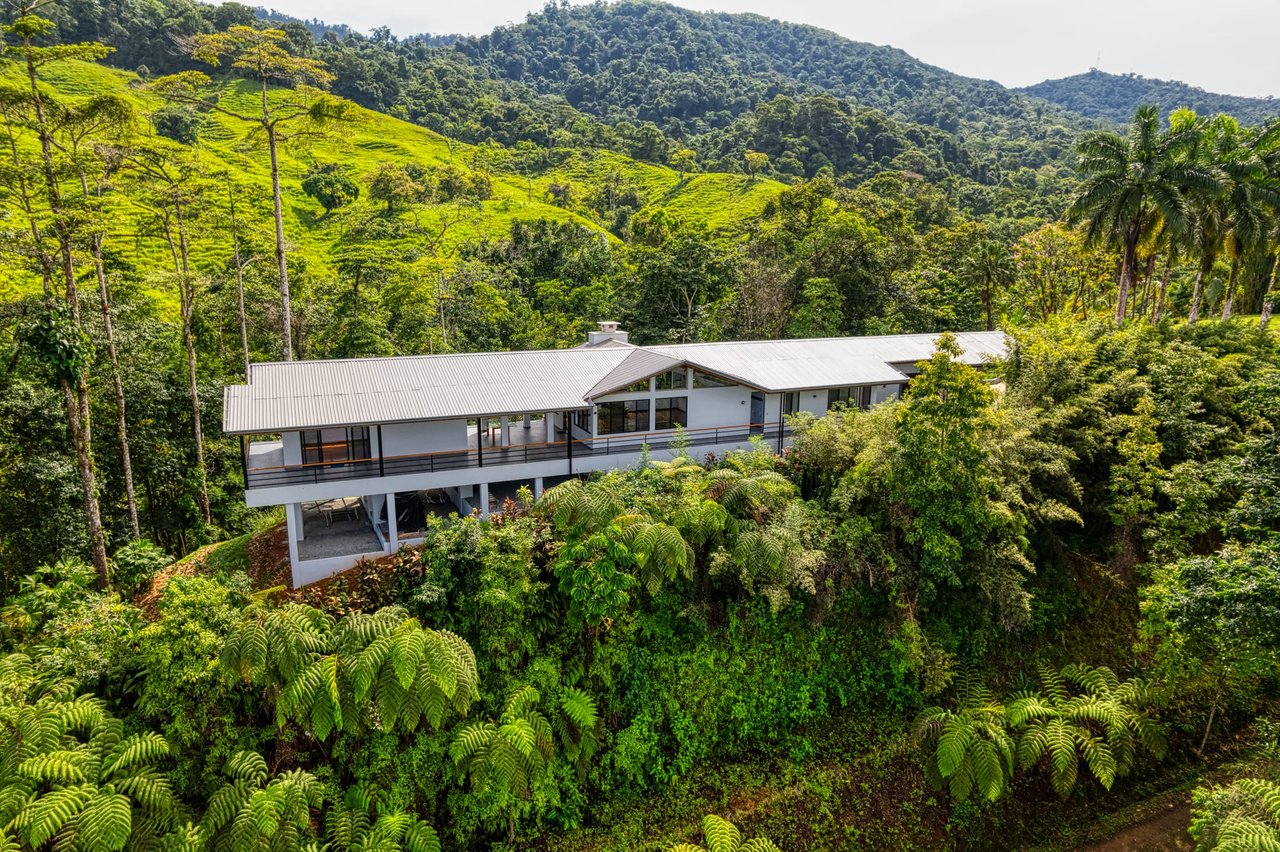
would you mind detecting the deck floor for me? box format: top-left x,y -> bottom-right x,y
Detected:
297,514 -> 382,561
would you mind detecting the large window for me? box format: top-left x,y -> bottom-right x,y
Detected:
624,379 -> 651,392
597,400 -> 650,435
693,370 -> 733,389
827,386 -> 871,409
655,369 -> 688,390
572,409 -> 591,433
302,427 -> 370,465
782,392 -> 801,415
654,396 -> 687,430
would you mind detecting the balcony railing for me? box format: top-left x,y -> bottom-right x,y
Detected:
245,423 -> 789,490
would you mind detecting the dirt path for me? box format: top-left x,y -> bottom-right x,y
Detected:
1079,798 -> 1192,852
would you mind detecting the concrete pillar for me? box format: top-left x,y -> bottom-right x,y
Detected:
385,492 -> 398,553
533,477 -> 544,498
289,503 -> 305,541
478,482 -> 490,518
500,416 -> 511,446
285,502 -> 301,571
523,413 -> 532,429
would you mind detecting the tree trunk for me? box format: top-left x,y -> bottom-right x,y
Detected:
63,379 -> 109,587
227,177 -> 251,378
265,115 -> 293,361
1260,251 -> 1279,332
983,275 -> 994,331
25,42 -> 109,582
1197,692 -> 1218,757
171,197 -> 213,526
1151,251 -> 1174,323
507,812 -> 515,845
1188,255 -> 1213,323
92,236 -> 139,539
1221,256 -> 1240,320
1115,223 -> 1140,323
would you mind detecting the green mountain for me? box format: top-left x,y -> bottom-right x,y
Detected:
0,58 -> 784,304
1018,69 -> 1280,125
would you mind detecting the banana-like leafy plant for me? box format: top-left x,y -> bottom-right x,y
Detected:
914,674 -> 1015,803
0,655 -> 180,851
451,685 -> 555,844
669,814 -> 781,852
200,750 -> 322,852
221,598 -> 478,739
1008,663 -> 1165,799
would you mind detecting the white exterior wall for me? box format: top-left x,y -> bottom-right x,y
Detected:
282,431 -> 302,465
381,419 -> 468,457
794,389 -> 831,417
682,385 -> 752,429
870,383 -> 902,405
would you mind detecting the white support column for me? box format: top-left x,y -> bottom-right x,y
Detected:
289,502 -> 305,541
523,413 -> 532,429
500,416 -> 510,446
533,477 -> 544,498
385,492 -> 398,553
478,483 -> 490,518
285,502 -> 301,570
544,412 -> 555,439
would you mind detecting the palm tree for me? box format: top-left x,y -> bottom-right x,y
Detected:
669,815 -> 781,852
914,674 -> 1016,803
961,240 -> 1014,331
1205,117 -> 1280,320
1068,105 -> 1219,323
451,685 -> 555,844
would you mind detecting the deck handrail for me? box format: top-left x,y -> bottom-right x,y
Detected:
244,421 -> 790,489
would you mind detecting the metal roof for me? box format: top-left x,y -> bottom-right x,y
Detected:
585,349 -> 685,398
223,347 -> 632,434
222,331 -> 1006,435
651,331 -> 1004,391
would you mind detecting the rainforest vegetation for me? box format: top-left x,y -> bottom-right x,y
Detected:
1,0 -> 1279,848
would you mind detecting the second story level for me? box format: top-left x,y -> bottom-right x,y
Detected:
224,326 -> 1006,506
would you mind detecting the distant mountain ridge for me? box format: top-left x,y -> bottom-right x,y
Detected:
1018,69 -> 1279,125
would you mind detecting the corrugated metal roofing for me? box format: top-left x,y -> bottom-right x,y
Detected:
585,349 -> 685,398
223,347 -> 632,434
651,331 -> 1004,391
222,331 -> 1007,434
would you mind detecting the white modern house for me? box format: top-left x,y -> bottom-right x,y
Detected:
223,324 -> 1005,586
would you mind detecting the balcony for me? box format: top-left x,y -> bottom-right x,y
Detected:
244,423 -> 788,491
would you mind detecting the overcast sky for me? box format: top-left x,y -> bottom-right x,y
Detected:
252,0 -> 1280,98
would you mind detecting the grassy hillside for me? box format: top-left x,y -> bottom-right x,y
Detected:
1,59 -> 784,305
1019,69 -> 1280,125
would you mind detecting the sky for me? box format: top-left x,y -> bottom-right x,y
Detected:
251,0 -> 1280,99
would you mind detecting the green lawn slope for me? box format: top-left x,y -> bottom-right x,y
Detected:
2,60 -> 785,306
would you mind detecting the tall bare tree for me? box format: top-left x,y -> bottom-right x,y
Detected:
3,6 -> 113,583
151,27 -> 354,361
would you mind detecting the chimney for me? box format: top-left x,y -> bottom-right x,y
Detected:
587,320 -> 629,346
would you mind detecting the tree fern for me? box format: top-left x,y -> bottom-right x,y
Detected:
1008,662 -> 1165,799
0,677 -> 179,851
1192,777 -> 1280,850
668,815 -> 781,852
222,602 -> 477,740
201,752 -> 322,852
913,673 -> 1015,802
451,685 -> 556,844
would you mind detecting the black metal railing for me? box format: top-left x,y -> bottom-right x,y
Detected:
244,424 -> 790,490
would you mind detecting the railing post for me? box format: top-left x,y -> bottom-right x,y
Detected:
377,425 -> 385,478
477,419 -> 484,468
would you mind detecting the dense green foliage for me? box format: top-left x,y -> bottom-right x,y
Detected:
1020,70 -> 1280,127
1,0 -> 1279,848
